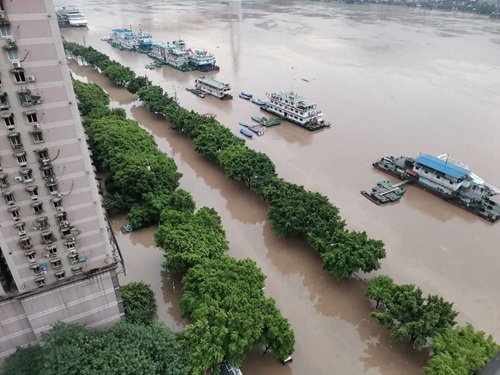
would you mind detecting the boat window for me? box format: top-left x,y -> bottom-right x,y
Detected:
449,181 -> 453,185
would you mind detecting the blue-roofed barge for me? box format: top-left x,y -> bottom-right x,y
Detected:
373,154 -> 500,222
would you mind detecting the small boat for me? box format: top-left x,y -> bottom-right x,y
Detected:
241,91 -> 253,98
251,98 -> 265,106
122,224 -> 133,233
238,122 -> 249,127
186,87 -> 206,98
251,116 -> 263,123
233,134 -> 245,141
248,126 -> 264,136
239,92 -> 252,100
240,128 -> 253,138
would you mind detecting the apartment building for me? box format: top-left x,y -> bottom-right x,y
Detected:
0,0 -> 123,360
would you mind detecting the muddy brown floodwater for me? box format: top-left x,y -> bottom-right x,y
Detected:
63,1 -> 500,374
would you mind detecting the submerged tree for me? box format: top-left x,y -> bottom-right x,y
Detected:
120,281 -> 157,324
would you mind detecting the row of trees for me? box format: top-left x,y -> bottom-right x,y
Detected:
73,80 -> 295,374
3,321 -> 186,375
365,276 -> 499,373
66,44 -> 499,372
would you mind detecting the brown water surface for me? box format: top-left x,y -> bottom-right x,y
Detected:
64,2 -> 500,374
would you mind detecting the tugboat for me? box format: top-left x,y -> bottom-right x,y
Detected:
373,154 -> 500,222
261,91 -> 330,131
195,76 -> 232,100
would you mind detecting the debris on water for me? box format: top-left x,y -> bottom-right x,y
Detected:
302,78 -> 310,82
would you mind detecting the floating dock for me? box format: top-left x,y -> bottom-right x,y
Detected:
362,180 -> 407,205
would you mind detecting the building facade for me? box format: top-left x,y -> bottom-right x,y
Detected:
0,0 -> 123,360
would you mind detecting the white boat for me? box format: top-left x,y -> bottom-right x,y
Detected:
195,76 -> 232,100
57,7 -> 88,27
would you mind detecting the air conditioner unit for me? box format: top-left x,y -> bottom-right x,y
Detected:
32,123 -> 40,129
28,258 -> 36,263
56,207 -> 65,212
14,176 -> 23,182
19,231 -> 26,236
6,37 -> 15,45
32,99 -> 41,104
30,195 -> 38,201
6,125 -> 15,131
11,60 -> 21,68
7,201 -> 14,206
0,14 -> 6,21
19,161 -> 27,167
27,76 -> 35,82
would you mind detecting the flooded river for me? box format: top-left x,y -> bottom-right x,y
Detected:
61,1 -> 500,374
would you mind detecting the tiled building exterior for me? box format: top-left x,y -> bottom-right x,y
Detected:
0,0 -> 123,360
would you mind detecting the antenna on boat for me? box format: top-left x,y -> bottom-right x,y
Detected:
139,24 -> 142,35
130,24 -> 133,33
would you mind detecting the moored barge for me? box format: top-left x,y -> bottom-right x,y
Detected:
261,91 -> 330,131
373,154 -> 500,222
195,76 -> 232,100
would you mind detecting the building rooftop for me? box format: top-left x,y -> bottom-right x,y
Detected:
272,91 -> 315,107
415,155 -> 470,179
196,76 -> 229,89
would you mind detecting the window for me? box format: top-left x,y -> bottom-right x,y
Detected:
8,206 -> 19,220
31,130 -> 43,143
14,71 -> 26,83
4,114 -> 14,127
14,221 -> 26,235
41,230 -> 54,244
26,112 -> 37,123
36,216 -> 49,230
0,25 -> 11,37
42,166 -> 54,179
37,149 -> 49,162
46,245 -> 57,256
61,227 -> 71,237
0,93 -> 8,109
26,185 -> 38,199
0,173 -> 7,187
72,266 -> 83,276
55,270 -> 65,280
19,93 -> 32,106
8,132 -> 22,149
16,152 -> 27,166
20,168 -> 33,183
47,183 -> 58,194
65,241 -> 75,251
50,257 -> 62,270
2,191 -> 14,205
7,49 -> 18,61
27,252 -> 36,262
18,236 -> 31,249
52,197 -> 62,208
31,265 -> 40,275
35,277 -> 45,288
56,212 -> 67,223
69,252 -> 79,264
31,200 -> 43,214
449,181 -> 454,185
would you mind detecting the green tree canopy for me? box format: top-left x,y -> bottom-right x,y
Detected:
3,346 -> 44,375
425,324 -> 499,375
103,63 -> 136,85
193,123 -> 244,159
365,275 -> 395,309
127,76 -> 152,94
155,207 -> 229,272
4,322 -> 187,375
372,284 -> 458,350
217,145 -> 277,190
315,230 -> 386,279
180,256 -> 295,374
120,281 -> 157,324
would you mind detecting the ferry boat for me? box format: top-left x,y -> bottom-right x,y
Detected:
150,40 -> 192,71
195,76 -> 232,100
373,154 -> 500,222
188,49 -> 220,72
109,28 -> 153,52
261,91 -> 330,131
57,7 -> 88,27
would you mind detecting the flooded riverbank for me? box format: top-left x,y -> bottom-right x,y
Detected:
63,1 -> 500,373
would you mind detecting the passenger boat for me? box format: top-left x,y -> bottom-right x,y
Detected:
373,154 -> 500,222
240,128 -> 253,138
109,28 -> 153,52
251,98 -> 265,106
57,7 -> 88,27
261,91 -> 330,131
188,49 -> 219,72
195,76 -> 232,100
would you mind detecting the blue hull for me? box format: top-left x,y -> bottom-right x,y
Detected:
240,129 -> 253,138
